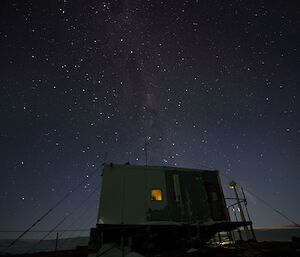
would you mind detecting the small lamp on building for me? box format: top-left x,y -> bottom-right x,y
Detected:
229,181 -> 236,190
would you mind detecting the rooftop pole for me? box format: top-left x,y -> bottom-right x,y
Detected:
144,141 -> 149,166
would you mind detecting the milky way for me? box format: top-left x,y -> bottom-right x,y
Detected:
0,0 -> 299,238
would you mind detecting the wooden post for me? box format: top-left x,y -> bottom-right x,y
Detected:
55,232 -> 59,251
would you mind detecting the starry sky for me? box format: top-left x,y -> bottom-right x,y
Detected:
0,0 -> 299,238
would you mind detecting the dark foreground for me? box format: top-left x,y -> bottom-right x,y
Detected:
2,241 -> 300,257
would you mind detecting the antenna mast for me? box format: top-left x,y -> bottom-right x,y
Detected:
144,141 -> 149,166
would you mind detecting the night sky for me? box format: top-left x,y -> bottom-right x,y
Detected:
0,0 -> 299,237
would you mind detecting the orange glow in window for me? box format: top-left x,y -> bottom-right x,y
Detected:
151,189 -> 162,201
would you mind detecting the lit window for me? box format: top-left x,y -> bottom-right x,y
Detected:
151,189 -> 162,201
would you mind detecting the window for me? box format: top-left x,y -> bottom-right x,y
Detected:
151,189 -> 162,201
